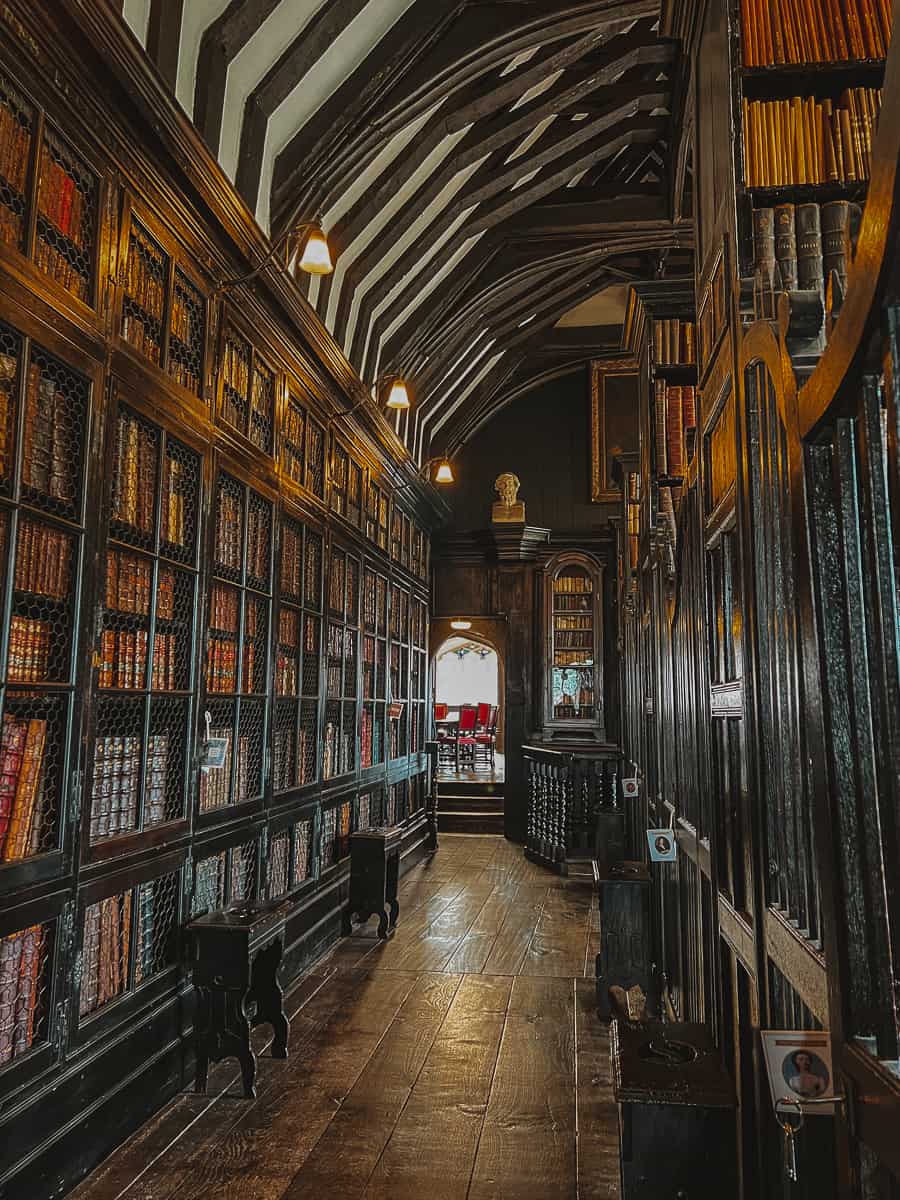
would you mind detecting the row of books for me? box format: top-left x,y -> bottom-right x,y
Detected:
739,0 -> 891,66
168,353 -> 201,396
124,229 -> 165,322
0,715 -> 47,861
361,704 -> 385,769
653,318 -> 696,366
121,307 -> 161,365
214,490 -> 270,582
113,413 -> 157,535
205,635 -> 260,694
107,553 -> 178,619
268,829 -> 291,896
35,236 -> 90,303
23,361 -> 78,503
323,718 -> 353,780
15,519 -> 73,600
389,720 -> 406,761
170,281 -> 201,350
293,818 -> 312,884
209,582 -> 240,633
554,594 -> 591,612
161,450 -> 192,551
0,97 -> 29,196
98,629 -> 180,691
198,730 -> 253,810
554,615 -> 592,631
276,653 -> 298,697
753,200 -> 858,295
38,144 -> 88,248
654,382 -> 697,479
743,89 -> 881,188
133,877 -> 171,987
8,616 -> 51,683
554,574 -> 592,594
554,631 -> 593,649
251,365 -> 274,425
319,801 -> 352,870
0,924 -> 45,1065
79,893 -> 131,1017
554,650 -> 593,667
280,525 -> 303,598
222,334 -> 250,399
89,732 -> 169,839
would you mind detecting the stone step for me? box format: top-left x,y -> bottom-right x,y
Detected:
436,795 -> 504,814
437,810 -> 505,835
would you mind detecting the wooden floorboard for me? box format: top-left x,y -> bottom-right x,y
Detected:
72,835 -> 620,1200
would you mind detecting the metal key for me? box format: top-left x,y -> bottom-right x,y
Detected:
776,1096 -> 804,1184
782,1122 -> 798,1182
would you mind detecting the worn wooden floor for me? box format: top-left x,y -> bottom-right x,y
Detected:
71,835 -> 619,1200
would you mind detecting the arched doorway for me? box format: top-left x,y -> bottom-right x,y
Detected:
433,632 -> 504,782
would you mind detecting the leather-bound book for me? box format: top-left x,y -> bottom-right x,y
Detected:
752,207 -> 776,287
821,200 -> 854,295
0,931 -> 24,1064
654,379 -> 667,477
774,204 -> 798,291
796,203 -> 824,294
666,387 -> 684,479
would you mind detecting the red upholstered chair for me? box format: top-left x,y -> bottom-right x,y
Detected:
434,703 -> 454,764
473,705 -> 498,769
475,702 -> 491,731
455,704 -> 478,769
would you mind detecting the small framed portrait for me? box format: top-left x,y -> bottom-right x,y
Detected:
761,1031 -> 836,1115
622,776 -> 640,799
646,828 -> 677,862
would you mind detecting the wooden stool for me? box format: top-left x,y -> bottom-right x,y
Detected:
343,826 -> 402,939
188,903 -> 290,1099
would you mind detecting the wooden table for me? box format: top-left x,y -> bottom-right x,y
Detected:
188,902 -> 290,1098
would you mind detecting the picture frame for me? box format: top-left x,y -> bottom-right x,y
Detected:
590,358 -> 639,502
646,828 -> 677,862
760,1030 -> 836,1116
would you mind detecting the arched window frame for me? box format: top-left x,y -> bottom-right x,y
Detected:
542,550 -> 605,741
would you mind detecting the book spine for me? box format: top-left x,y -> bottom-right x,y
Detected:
774,203 -> 798,291
796,202 -> 824,294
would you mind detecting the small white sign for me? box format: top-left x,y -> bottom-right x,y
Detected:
622,776 -> 640,799
646,828 -> 677,862
761,1030 -> 836,1115
200,737 -> 228,772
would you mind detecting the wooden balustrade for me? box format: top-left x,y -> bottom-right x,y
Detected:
523,744 -> 623,874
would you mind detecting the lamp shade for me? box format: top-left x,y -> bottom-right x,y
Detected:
298,227 -> 333,275
385,379 -> 411,410
434,460 -> 454,484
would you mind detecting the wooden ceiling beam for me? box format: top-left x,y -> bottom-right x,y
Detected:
270,0 -> 655,234
193,0 -> 281,154
464,116 -> 666,235
234,0 -> 372,211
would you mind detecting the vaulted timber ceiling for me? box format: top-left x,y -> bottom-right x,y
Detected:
121,0 -> 693,460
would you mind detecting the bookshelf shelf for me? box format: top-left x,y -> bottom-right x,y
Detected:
747,182 -> 868,203
740,59 -> 886,100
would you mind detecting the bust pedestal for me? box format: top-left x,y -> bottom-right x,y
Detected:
492,501 -> 526,522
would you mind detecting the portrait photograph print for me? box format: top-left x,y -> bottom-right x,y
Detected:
761,1031 -> 836,1115
646,828 -> 677,862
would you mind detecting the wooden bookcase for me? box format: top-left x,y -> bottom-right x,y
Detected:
732,0 -> 890,308
0,25 -> 440,1200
